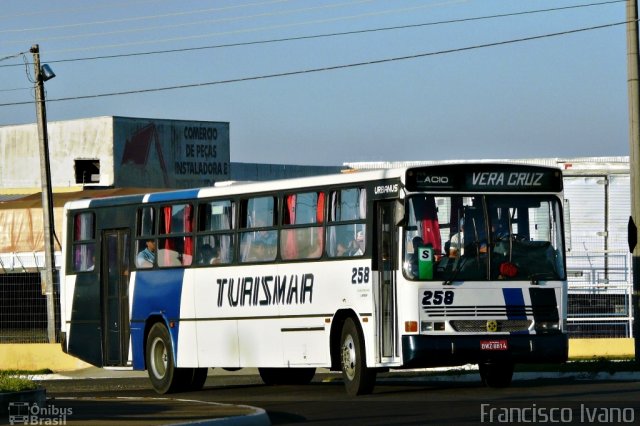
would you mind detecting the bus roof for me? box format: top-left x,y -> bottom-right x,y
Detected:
63,162 -> 563,210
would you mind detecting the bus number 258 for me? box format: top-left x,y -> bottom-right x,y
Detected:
351,267 -> 370,284
422,290 -> 454,305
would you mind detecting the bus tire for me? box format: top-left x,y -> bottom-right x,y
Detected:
258,368 -> 279,385
479,362 -> 514,388
258,367 -> 316,385
340,318 -> 376,396
146,322 -> 184,394
185,368 -> 208,391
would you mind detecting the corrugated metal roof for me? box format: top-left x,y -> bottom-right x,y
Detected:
343,156 -> 630,174
0,194 -> 31,203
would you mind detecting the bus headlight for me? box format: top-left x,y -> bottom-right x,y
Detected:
535,321 -> 560,333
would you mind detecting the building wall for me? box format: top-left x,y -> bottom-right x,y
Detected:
0,117 -> 114,190
113,117 -> 230,188
0,116 -> 231,192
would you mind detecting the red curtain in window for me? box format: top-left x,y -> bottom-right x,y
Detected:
184,204 -> 193,257
315,192 -> 325,248
183,205 -> 193,265
284,195 -> 297,259
316,192 -> 325,223
415,197 -> 442,253
163,206 -> 173,265
422,218 -> 442,253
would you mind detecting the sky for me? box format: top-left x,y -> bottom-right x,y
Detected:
0,0 -> 631,166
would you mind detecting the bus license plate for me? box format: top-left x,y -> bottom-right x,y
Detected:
480,340 -> 508,351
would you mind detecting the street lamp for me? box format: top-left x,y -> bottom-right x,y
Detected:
30,44 -> 57,344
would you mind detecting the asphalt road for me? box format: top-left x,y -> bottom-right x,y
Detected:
29,370 -> 640,426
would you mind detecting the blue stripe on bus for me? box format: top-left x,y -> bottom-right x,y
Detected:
87,194 -> 147,208
147,189 -> 201,203
130,269 -> 185,370
502,288 -> 527,321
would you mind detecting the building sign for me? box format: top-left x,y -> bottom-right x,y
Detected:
115,117 -> 230,189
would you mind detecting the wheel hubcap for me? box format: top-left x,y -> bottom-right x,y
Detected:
150,337 -> 168,379
341,334 -> 356,380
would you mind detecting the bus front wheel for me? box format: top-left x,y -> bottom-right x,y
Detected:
146,322 -> 184,394
479,362 -> 514,388
340,318 -> 376,396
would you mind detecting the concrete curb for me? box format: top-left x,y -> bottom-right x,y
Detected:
0,387 -> 46,415
50,397 -> 271,426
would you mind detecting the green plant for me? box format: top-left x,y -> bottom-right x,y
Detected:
0,370 -> 39,393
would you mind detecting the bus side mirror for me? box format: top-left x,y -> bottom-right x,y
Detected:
394,200 -> 405,226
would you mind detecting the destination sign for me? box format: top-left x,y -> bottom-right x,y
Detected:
405,164 -> 563,192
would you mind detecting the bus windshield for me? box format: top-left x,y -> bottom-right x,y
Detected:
402,194 -> 566,282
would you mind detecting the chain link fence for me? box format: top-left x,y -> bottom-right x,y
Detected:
0,254 -> 635,343
0,271 -> 59,344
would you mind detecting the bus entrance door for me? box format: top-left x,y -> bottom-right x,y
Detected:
102,229 -> 131,366
376,201 -> 397,360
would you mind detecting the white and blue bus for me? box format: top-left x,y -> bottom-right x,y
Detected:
60,163 -> 568,395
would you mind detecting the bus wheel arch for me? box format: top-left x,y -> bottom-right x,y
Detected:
144,317 -> 208,393
329,309 -> 357,371
330,311 -> 377,396
143,315 -> 167,371
145,320 -> 182,394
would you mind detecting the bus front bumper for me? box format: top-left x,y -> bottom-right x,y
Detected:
401,333 -> 568,368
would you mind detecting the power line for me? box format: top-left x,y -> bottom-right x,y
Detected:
0,0 -> 173,21
0,0 -> 379,46
0,0 -> 294,34
0,20 -> 628,108
0,0 -> 626,68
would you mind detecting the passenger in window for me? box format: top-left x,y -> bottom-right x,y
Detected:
249,240 -> 268,262
137,239 -> 156,268
449,218 -> 464,257
347,233 -> 364,256
335,241 -> 349,257
198,244 -> 218,265
87,253 -> 96,272
209,245 -> 222,264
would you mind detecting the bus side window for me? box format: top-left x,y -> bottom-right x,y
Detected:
136,207 -> 156,269
157,204 -> 194,267
327,187 -> 366,258
281,192 -> 324,260
240,196 -> 277,262
72,211 -> 96,272
196,200 -> 235,265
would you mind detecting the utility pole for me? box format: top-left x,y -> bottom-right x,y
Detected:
626,0 -> 640,364
30,44 -> 57,344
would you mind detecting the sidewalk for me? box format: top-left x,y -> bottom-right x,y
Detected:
11,368 -> 272,426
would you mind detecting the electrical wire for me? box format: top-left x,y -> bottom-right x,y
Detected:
0,0 -> 296,33
0,0 -> 626,68
1,1 -> 469,51
0,20 -> 628,108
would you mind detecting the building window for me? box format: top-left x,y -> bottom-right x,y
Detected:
74,159 -> 100,184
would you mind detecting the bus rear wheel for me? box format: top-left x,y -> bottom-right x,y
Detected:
340,318 -> 376,396
259,367 -> 316,385
146,322 -> 191,394
479,362 -> 514,388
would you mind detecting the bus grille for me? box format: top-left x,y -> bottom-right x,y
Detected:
450,320 -> 532,333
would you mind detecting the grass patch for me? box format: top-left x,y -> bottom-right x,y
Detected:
0,370 -> 40,393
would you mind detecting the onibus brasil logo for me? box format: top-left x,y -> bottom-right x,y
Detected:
8,402 -> 72,425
